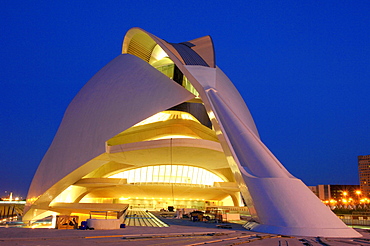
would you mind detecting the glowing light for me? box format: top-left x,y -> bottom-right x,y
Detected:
50,185 -> 81,204
151,135 -> 198,140
356,190 -> 362,195
108,164 -> 224,185
134,111 -> 200,127
149,44 -> 169,65
208,111 -> 216,120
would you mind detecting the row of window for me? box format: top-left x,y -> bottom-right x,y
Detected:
108,165 -> 224,186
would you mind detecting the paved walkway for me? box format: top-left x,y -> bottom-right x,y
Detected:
0,214 -> 368,245
124,210 -> 168,227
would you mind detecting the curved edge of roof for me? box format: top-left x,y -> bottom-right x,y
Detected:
122,27 -> 215,68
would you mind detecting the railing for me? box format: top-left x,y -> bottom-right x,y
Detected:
89,210 -> 123,220
337,212 -> 370,226
0,201 -> 25,220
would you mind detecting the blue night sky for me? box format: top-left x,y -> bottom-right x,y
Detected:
1,1 -> 370,198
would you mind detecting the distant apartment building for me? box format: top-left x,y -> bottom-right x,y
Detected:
308,184 -> 360,200
358,155 -> 370,197
307,186 -> 318,196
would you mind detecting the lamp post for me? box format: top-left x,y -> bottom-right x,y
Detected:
341,191 -> 348,208
355,190 -> 362,208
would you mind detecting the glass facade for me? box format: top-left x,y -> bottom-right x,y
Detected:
156,63 -> 175,79
155,63 -> 200,98
108,165 -> 224,186
183,76 -> 199,98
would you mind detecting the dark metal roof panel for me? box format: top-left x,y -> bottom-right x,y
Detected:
171,43 -> 209,67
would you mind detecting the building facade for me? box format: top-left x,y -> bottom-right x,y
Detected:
309,184 -> 360,201
359,155 -> 370,197
23,28 -> 359,238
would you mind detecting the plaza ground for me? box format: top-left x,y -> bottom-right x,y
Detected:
0,215 -> 369,245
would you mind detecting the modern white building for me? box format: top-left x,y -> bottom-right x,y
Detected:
23,27 -> 360,237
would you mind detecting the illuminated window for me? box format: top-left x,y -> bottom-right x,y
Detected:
108,165 -> 224,186
183,76 -> 199,98
156,63 -> 175,79
152,54 -> 200,98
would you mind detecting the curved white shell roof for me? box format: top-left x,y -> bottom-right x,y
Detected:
25,27 -> 361,238
25,54 -> 194,212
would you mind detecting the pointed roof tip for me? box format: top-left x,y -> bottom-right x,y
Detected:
182,35 -> 216,68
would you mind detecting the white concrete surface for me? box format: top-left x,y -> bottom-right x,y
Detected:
86,219 -> 121,230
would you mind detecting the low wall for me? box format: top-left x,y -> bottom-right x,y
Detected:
337,214 -> 370,226
224,213 -> 240,221
86,219 -> 122,230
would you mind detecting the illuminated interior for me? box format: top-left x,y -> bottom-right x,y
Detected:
106,110 -> 218,146
50,109 -> 240,211
133,111 -> 200,127
150,45 -> 200,98
108,165 -> 225,185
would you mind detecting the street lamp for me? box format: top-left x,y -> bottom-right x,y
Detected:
356,190 -> 362,204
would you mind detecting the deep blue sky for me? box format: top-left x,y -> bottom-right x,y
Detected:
2,1 -> 369,198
